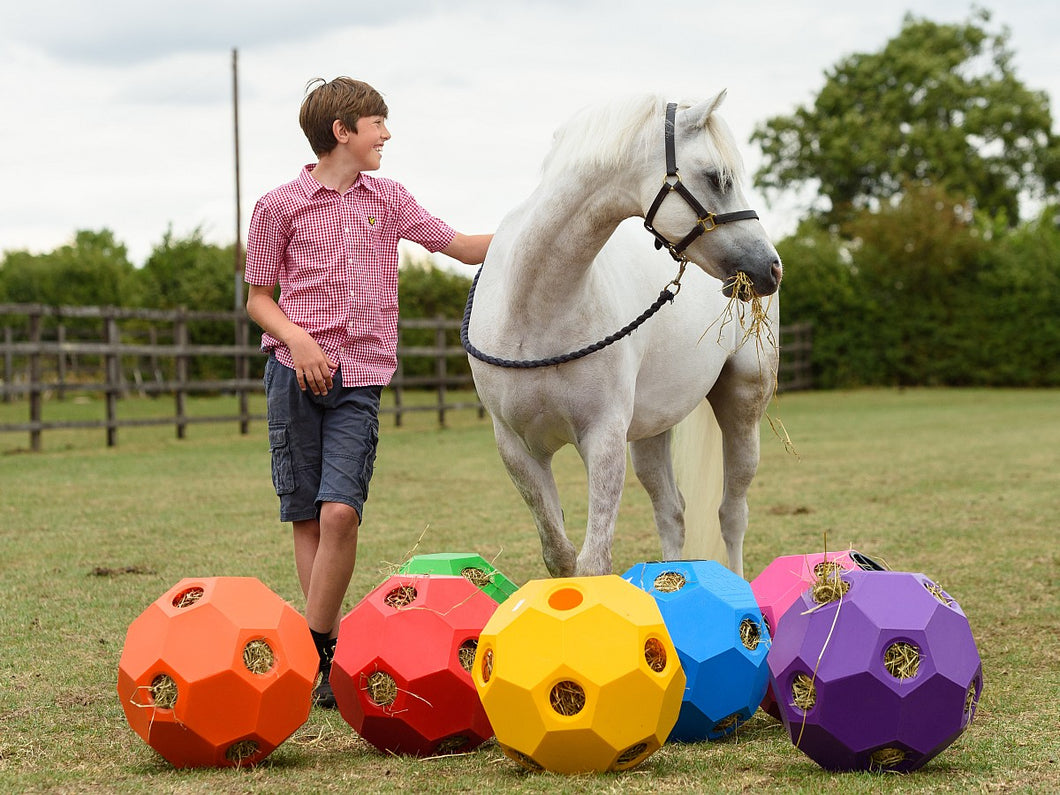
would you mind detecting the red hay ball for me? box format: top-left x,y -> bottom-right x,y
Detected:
330,573 -> 498,756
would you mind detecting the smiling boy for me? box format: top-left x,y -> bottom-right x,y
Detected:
244,77 -> 491,708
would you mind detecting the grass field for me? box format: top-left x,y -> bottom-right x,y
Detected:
0,388 -> 1057,793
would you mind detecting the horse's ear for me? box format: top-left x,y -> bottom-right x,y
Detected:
678,90 -> 728,130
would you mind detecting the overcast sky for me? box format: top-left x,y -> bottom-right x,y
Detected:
1,0 -> 1057,268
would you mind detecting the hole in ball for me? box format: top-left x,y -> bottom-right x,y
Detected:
172,587 -> 204,608
549,680 -> 586,716
547,587 -> 583,611
384,585 -> 417,608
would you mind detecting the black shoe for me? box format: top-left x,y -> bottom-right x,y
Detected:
313,661 -> 337,709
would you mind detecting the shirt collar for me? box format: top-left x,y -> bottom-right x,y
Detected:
297,164 -> 327,197
299,164 -> 379,197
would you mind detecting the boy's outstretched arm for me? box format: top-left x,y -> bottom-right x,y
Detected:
443,233 -> 493,265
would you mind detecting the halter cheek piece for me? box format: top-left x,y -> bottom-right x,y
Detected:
462,101 -> 760,369
643,102 -> 760,262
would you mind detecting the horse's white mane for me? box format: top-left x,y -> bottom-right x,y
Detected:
541,93 -> 745,184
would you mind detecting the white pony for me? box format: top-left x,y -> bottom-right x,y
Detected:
463,92 -> 781,578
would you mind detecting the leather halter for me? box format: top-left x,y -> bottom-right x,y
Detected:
643,102 -> 760,261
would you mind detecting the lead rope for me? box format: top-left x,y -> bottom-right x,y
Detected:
461,259 -> 688,369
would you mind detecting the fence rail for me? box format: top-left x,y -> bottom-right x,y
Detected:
0,303 -> 810,450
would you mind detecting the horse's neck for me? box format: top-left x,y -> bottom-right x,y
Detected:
501,170 -> 638,306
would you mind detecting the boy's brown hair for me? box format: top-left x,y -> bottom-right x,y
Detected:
299,77 -> 389,156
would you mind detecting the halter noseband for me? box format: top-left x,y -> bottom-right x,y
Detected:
643,102 -> 760,262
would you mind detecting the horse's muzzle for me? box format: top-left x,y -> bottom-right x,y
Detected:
723,261 -> 783,300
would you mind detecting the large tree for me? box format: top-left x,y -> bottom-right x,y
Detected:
752,9 -> 1060,226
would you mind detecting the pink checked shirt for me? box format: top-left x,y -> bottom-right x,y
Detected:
244,165 -> 455,386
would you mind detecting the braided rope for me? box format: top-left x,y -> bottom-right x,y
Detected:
460,264 -> 685,369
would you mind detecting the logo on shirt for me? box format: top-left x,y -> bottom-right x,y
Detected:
367,216 -> 376,225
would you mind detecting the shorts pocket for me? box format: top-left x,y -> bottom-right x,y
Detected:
268,422 -> 296,495
359,419 -> 380,499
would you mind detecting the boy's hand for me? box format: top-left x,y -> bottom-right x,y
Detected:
287,332 -> 336,395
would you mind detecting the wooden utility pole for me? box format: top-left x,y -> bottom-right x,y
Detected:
232,47 -> 243,311
232,48 -> 250,433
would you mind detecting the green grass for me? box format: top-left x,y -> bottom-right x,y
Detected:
0,388 -> 1057,792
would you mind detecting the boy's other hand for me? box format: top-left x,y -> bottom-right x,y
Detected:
288,333 -> 336,395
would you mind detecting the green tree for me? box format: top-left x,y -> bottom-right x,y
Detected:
399,255 -> 473,319
137,229 -> 242,381
752,9 -> 1060,227
397,255 -> 473,382
967,205 -> 1060,385
776,220 -> 883,387
839,183 -> 988,386
776,190 -> 1060,388
138,227 -> 236,311
0,229 -> 140,306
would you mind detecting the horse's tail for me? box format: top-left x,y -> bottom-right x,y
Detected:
673,399 -> 727,564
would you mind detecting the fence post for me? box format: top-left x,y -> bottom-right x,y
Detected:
434,317 -> 448,428
236,313 -> 249,435
2,326 -> 12,404
28,310 -> 43,452
174,309 -> 188,439
56,319 -> 67,401
104,313 -> 120,447
392,353 -> 405,427
148,326 -> 161,395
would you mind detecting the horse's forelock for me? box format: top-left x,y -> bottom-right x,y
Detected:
698,109 -> 745,186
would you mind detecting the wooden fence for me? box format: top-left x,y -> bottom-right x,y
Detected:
778,322 -> 814,392
0,303 -> 811,451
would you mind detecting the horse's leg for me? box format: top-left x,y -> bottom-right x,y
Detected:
575,425 -> 629,576
707,373 -> 771,578
493,423 -> 577,577
629,432 -> 686,560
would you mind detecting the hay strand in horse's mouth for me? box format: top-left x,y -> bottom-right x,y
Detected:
701,271 -> 773,353
727,270 -> 758,303
700,271 -> 799,458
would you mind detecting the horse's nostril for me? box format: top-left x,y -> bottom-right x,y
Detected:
772,262 -> 784,284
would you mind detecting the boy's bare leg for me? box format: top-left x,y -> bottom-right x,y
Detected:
293,501 -> 360,635
294,502 -> 359,709
292,519 -> 319,600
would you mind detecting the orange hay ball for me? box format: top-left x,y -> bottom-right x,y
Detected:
117,577 -> 318,768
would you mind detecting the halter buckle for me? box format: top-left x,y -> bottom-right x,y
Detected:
698,213 -> 718,233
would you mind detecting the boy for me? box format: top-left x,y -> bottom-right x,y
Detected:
244,77 -> 491,708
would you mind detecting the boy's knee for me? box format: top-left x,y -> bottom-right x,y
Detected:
321,501 -> 361,534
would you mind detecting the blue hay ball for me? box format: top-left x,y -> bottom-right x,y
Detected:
623,560 -> 771,742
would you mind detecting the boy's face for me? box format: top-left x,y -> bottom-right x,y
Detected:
346,115 -> 390,172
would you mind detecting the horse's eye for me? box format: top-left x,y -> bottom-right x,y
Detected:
704,171 -> 725,192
